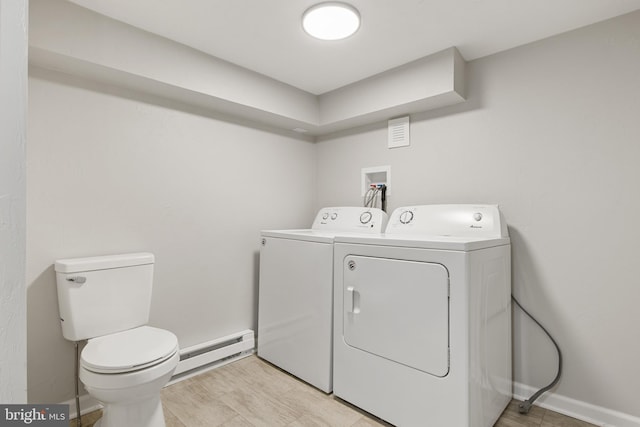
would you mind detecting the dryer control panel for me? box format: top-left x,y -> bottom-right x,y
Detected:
312,207 -> 388,233
387,204 -> 508,238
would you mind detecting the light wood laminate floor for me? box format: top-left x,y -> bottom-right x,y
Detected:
71,355 -> 596,427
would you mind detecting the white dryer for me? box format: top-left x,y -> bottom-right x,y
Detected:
258,207 -> 388,392
333,205 -> 511,427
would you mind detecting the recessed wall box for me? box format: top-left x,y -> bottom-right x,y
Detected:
361,166 -> 390,196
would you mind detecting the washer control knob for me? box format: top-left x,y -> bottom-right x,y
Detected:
360,211 -> 373,224
399,210 -> 414,224
322,212 -> 329,220
331,213 -> 338,220
473,212 -> 483,222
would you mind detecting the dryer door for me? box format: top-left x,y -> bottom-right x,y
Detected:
342,256 -> 450,377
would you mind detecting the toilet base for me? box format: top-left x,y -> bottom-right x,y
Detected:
80,350 -> 179,427
95,394 -> 166,427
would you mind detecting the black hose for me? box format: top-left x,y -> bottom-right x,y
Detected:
512,295 -> 563,414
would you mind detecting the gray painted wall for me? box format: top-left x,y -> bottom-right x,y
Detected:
26,68 -> 317,403
315,11 -> 640,421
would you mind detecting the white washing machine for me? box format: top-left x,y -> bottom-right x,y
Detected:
258,207 -> 388,392
333,205 -> 512,427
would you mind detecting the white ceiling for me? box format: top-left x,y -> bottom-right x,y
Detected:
67,0 -> 640,95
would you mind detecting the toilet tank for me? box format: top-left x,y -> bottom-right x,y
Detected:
55,253 -> 155,341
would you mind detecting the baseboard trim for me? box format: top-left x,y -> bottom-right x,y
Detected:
60,394 -> 102,420
514,382 -> 640,427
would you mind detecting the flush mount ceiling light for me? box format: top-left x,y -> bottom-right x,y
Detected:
302,2 -> 361,41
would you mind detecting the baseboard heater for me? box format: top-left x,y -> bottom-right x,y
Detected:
170,329 -> 255,382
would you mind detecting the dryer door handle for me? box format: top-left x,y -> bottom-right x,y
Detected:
346,287 -> 361,314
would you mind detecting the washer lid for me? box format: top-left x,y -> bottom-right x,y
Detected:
261,229 -> 335,243
82,326 -> 178,374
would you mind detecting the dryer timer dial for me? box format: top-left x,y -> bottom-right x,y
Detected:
399,210 -> 414,224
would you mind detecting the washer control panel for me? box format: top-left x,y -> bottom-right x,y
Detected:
360,211 -> 373,224
312,207 -> 388,233
387,204 -> 507,238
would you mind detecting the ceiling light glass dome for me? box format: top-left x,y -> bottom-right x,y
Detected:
302,2 -> 361,41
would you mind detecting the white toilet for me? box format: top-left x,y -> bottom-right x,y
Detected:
55,253 -> 179,427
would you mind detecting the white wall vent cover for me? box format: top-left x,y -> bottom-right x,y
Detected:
388,116 -> 410,148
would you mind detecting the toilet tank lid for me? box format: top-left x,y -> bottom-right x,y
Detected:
55,252 -> 154,273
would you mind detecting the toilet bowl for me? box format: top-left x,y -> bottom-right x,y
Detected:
55,253 -> 179,427
80,326 -> 179,427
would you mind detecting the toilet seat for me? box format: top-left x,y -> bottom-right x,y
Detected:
80,351 -> 179,392
82,326 -> 179,374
